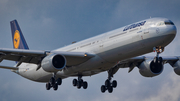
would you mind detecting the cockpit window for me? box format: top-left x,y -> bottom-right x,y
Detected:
165,20 -> 174,25
157,22 -> 165,26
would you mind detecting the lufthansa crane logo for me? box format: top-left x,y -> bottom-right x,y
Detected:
14,30 -> 20,49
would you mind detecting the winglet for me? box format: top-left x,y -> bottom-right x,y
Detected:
10,20 -> 29,50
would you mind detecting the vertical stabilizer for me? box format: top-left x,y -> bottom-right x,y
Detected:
10,20 -> 29,49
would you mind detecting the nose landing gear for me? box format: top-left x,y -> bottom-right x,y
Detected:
153,46 -> 164,63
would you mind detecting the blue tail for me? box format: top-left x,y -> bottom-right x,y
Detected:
10,20 -> 29,50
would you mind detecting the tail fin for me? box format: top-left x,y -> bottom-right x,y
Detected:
10,20 -> 29,50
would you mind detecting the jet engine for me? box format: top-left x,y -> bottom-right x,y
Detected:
138,59 -> 164,77
41,54 -> 66,72
171,60 -> 180,76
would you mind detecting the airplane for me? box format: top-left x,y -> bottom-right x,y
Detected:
0,17 -> 178,93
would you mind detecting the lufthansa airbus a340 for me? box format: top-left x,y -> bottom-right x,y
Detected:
0,17 -> 178,93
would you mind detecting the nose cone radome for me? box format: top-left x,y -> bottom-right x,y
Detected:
161,25 -> 177,47
161,24 -> 177,37
169,25 -> 177,35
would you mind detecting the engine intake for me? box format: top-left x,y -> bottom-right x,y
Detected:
138,59 -> 164,77
41,54 -> 66,72
150,61 -> 163,73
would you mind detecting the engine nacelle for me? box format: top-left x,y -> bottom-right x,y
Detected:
138,59 -> 164,77
172,60 -> 180,75
41,54 -> 66,72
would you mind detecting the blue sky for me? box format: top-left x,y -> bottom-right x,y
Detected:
0,0 -> 180,101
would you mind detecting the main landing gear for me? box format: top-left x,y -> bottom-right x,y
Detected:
46,73 -> 62,91
101,71 -> 117,93
72,75 -> 88,89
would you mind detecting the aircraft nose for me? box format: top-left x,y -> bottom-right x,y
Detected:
157,24 -> 177,47
162,25 -> 177,36
169,25 -> 177,35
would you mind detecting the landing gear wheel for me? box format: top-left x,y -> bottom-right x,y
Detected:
101,85 -> 106,93
108,86 -> 113,93
112,80 -> 117,88
57,78 -> 62,85
105,79 -> 110,87
73,76 -> 88,89
80,79 -> 83,83
73,79 -> 77,86
50,77 -> 55,85
77,81 -> 82,89
83,81 -> 88,89
46,82 -> 51,90
101,70 -> 118,93
53,83 -> 58,91
46,73 -> 63,91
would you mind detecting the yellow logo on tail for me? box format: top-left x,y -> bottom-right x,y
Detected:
14,30 -> 20,49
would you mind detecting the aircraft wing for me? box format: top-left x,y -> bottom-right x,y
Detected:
0,48 -> 47,64
117,56 -> 179,68
109,56 -> 180,75
0,48 -> 95,67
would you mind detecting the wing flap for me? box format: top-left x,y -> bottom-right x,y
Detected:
0,65 -> 18,70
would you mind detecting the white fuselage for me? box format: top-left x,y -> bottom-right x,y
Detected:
17,18 -> 177,82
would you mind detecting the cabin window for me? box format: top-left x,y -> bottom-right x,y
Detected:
109,32 -> 127,39
67,48 -> 76,52
80,43 -> 91,48
129,28 -> 138,32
